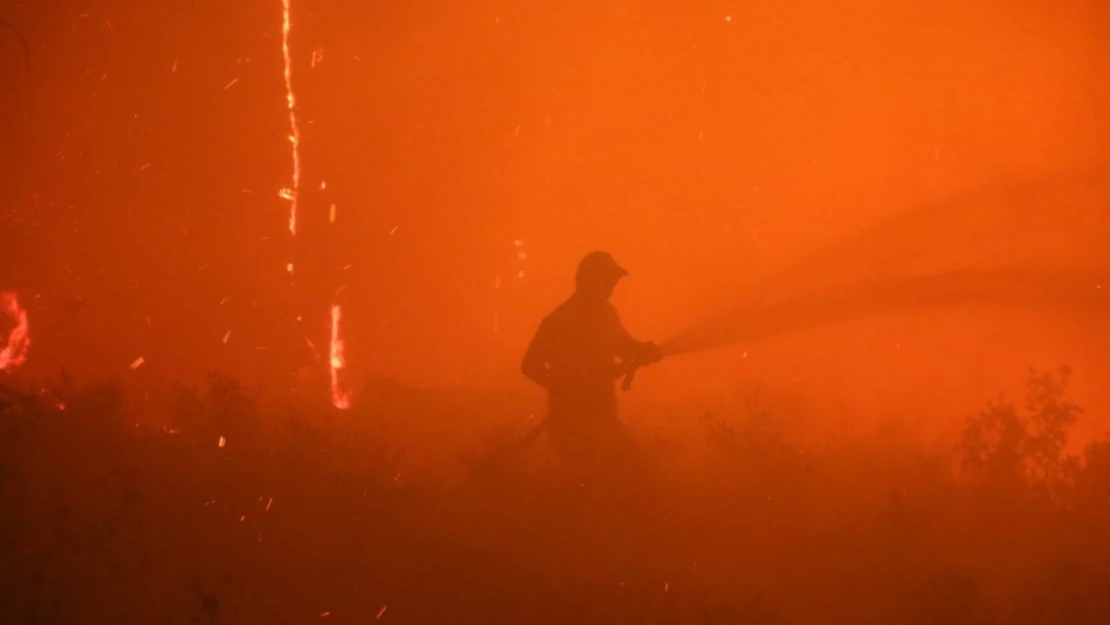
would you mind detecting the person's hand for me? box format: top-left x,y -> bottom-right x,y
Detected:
640,341 -> 663,364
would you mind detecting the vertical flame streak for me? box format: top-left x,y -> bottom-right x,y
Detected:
281,0 -> 301,238
281,1 -> 351,408
0,292 -> 29,371
329,305 -> 350,409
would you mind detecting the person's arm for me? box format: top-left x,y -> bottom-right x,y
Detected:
521,318 -> 552,389
612,308 -> 662,365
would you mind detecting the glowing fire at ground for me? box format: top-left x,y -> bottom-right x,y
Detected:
0,291 -> 30,372
329,305 -> 350,410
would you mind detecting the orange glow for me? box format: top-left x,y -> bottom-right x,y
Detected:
329,305 -> 350,409
0,292 -> 30,372
2,4 -> 1109,623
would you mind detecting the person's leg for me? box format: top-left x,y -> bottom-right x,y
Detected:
547,418 -> 597,484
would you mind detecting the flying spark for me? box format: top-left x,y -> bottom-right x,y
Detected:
0,292 -> 29,372
329,305 -> 350,409
218,435 -> 227,448
129,356 -> 145,370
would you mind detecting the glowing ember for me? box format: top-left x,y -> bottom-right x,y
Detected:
376,606 -> 387,619
129,356 -> 145,370
0,291 -> 30,372
218,435 -> 227,448
329,305 -> 350,409
281,0 -> 302,237
222,330 -> 231,344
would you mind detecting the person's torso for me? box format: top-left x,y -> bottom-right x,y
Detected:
542,296 -> 623,414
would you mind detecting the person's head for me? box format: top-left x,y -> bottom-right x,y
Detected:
575,251 -> 628,300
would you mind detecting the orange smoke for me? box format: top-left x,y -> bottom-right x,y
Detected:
0,291 -> 30,372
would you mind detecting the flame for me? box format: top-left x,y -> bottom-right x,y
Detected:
280,0 -> 353,409
0,291 -> 29,372
281,0 -> 302,237
329,304 -> 350,409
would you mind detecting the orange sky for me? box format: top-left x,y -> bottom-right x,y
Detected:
0,0 -> 1107,428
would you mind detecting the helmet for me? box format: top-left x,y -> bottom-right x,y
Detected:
576,251 -> 629,284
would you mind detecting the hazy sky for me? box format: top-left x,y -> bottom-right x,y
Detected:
0,1 -> 1106,417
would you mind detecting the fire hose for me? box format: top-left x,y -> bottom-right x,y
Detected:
505,264 -> 1110,456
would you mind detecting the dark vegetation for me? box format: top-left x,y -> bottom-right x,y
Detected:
2,367 -> 1109,624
